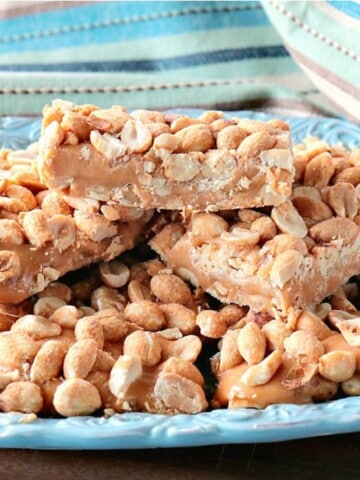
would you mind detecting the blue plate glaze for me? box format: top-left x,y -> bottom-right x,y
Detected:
0,111 -> 360,449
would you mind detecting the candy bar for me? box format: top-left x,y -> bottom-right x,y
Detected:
0,147 -> 152,304
37,100 -> 293,210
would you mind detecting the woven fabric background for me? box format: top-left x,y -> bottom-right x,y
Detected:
0,1 -> 358,120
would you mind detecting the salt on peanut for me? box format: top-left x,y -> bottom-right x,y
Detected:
303,152 -> 335,188
92,309 -> 129,342
127,279 -> 152,302
296,311 -> 333,341
217,304 -> 247,328
93,350 -> 115,372
0,331 -> 42,369
262,319 -> 292,351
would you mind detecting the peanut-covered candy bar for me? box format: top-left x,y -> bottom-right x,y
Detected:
212,286 -> 360,409
37,100 -> 293,210
0,257 -> 208,416
150,139 -> 360,317
0,147 -> 152,304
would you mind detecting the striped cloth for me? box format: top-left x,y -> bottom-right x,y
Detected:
0,1 -> 357,120
262,0 -> 360,123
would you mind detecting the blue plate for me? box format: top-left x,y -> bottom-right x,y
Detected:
0,111 -> 360,449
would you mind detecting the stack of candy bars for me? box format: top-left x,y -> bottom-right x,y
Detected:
0,99 -> 359,417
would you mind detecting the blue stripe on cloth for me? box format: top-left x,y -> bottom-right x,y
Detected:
327,1 -> 360,19
0,2 -> 268,54
0,46 -> 289,72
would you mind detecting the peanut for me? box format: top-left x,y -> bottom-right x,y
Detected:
159,303 -> 196,335
309,218 -> 359,245
271,200 -> 308,238
109,355 -> 142,399
270,249 -> 303,288
154,372 -> 207,413
284,330 -> 325,362
150,273 -> 194,309
304,152 -> 335,188
196,310 -> 227,339
175,124 -> 214,153
99,260 -> 130,288
161,357 -> 204,386
30,340 -> 66,383
0,250 -> 21,283
237,131 -> 276,157
53,378 -> 101,416
319,351 -> 356,382
63,339 -> 98,379
190,212 -> 229,246
123,331 -> 161,367
124,301 -> 165,331
241,350 -> 282,387
0,381 -> 43,413
120,119 -> 152,153
237,322 -> 266,366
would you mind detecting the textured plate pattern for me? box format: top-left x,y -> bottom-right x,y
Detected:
0,111 -> 360,449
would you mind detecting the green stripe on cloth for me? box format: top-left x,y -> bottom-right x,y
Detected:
0,25 -> 285,65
